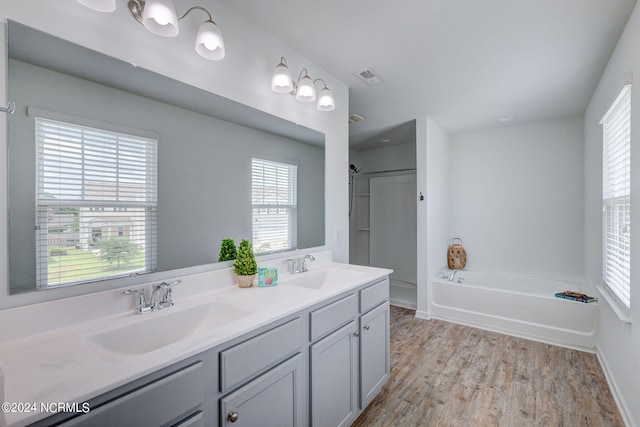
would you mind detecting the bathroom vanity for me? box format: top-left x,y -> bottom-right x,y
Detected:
0,252 -> 391,427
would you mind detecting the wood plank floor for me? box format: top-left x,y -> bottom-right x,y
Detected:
352,306 -> 624,427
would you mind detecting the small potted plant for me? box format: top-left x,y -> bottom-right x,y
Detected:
234,239 -> 258,288
218,238 -> 237,262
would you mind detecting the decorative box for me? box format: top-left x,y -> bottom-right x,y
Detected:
258,267 -> 278,287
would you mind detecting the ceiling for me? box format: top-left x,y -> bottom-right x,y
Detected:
219,0 -> 637,149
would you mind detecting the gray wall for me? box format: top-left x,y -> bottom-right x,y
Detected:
8,59 -> 324,293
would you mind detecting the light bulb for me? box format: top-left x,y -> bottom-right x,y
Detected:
317,87 -> 335,111
196,21 -> 225,60
271,60 -> 293,93
296,75 -> 316,102
142,0 -> 179,37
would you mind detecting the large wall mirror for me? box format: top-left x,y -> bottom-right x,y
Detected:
6,21 -> 325,295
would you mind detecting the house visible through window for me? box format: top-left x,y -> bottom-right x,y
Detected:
35,117 -> 158,288
251,157 -> 298,254
601,84 -> 631,310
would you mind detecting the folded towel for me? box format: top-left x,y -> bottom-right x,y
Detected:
555,290 -> 597,303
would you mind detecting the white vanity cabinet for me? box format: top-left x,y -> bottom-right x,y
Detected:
309,278 -> 390,427
27,274 -> 390,427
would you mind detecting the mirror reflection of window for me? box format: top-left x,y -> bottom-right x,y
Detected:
35,117 -> 158,288
251,157 -> 298,254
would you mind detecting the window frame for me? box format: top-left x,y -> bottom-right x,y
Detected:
601,84 -> 632,312
32,109 -> 158,289
251,156 -> 298,255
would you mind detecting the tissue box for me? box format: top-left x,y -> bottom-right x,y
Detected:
258,267 -> 278,287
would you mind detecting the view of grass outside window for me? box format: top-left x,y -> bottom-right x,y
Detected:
251,157 -> 298,254
35,117 -> 158,288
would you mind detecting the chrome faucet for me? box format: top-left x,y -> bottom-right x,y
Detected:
302,254 -> 315,272
121,288 -> 152,314
448,269 -> 462,282
150,280 -> 181,310
122,280 -> 182,314
286,257 -> 300,274
287,254 -> 316,274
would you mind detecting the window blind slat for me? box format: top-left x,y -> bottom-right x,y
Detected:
251,158 -> 297,254
36,117 -> 158,288
601,85 -> 631,310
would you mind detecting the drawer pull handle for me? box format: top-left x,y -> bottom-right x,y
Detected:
353,331 -> 360,337
228,411 -> 239,423
364,325 -> 370,330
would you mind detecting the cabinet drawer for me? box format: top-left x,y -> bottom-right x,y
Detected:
310,294 -> 357,342
360,279 -> 389,313
220,317 -> 302,393
60,362 -> 204,427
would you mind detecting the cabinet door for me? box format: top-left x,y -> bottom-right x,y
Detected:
310,321 -> 358,427
360,302 -> 390,409
220,354 -> 303,427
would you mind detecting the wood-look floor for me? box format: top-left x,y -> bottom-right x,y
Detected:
352,306 -> 624,427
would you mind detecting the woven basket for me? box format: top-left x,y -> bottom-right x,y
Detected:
447,238 -> 467,270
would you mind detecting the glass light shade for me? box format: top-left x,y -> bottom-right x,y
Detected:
77,0 -> 116,12
195,21 -> 225,60
142,0 -> 179,37
317,87 -> 335,111
296,75 -> 316,102
271,63 -> 293,93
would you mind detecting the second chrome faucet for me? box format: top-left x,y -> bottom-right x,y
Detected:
287,254 -> 316,274
122,280 -> 182,314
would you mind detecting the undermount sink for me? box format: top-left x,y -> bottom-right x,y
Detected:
284,267 -> 366,290
88,301 -> 252,357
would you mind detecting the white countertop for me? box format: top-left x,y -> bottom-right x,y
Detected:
0,251 -> 391,426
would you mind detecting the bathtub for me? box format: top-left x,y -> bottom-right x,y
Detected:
430,269 -> 598,351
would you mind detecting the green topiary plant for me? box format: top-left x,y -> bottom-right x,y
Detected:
218,238 -> 237,262
234,239 -> 257,276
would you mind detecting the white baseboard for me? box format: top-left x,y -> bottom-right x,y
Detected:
597,349 -> 636,427
414,310 -> 430,320
390,299 -> 417,310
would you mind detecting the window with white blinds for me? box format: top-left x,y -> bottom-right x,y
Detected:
601,85 -> 631,310
251,157 -> 297,254
35,117 -> 158,288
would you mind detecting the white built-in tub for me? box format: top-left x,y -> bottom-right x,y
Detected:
430,269 -> 598,351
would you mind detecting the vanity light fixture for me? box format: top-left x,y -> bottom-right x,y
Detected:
271,57 -> 336,112
76,0 -> 225,60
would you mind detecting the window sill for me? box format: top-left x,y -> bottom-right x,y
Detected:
596,285 -> 632,324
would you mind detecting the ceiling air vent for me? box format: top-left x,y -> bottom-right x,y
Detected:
349,114 -> 365,124
354,68 -> 383,86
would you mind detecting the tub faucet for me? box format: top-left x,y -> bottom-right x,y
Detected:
449,269 -> 462,282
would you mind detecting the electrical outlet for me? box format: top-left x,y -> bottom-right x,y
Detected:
335,227 -> 342,243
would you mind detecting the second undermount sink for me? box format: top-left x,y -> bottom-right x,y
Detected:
88,301 -> 253,358
284,267 -> 367,290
